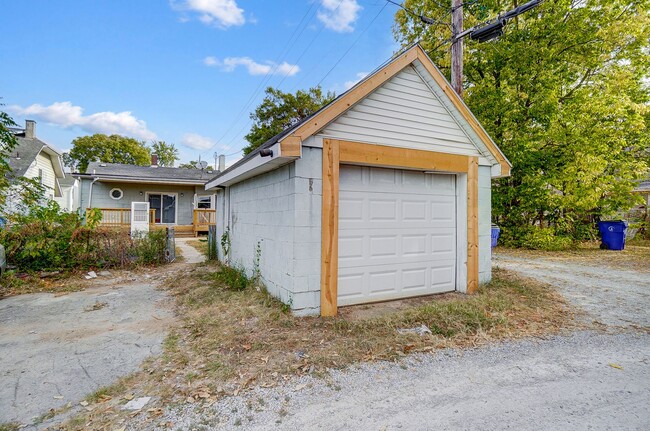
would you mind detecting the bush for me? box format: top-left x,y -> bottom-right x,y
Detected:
499,225 -> 574,251
213,264 -> 250,291
0,202 -> 169,271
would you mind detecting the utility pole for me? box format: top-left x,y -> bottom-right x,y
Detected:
450,0 -> 463,97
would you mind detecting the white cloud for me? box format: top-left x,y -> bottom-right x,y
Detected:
174,0 -> 245,28
204,56 -> 300,76
8,101 -> 156,140
344,71 -> 369,90
181,133 -> 216,150
317,0 -> 362,33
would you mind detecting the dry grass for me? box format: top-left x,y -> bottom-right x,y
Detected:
0,272 -> 85,298
54,263 -> 573,430
496,241 -> 650,273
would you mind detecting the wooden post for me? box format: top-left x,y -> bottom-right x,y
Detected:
451,0 -> 463,97
320,139 -> 340,317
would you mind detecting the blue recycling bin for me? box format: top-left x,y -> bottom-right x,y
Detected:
491,226 -> 501,248
597,220 -> 628,251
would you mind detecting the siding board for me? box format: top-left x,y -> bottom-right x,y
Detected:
321,65 -> 483,158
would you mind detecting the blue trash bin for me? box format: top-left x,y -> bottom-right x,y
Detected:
597,220 -> 628,251
491,226 -> 501,248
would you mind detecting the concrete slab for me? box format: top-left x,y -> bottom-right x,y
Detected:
0,280 -> 174,426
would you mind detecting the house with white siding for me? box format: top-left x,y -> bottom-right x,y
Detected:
6,120 -> 65,210
205,44 -> 512,316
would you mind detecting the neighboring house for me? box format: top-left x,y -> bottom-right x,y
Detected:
75,156 -> 220,236
205,44 -> 512,317
6,120 -> 65,210
632,179 -> 649,214
54,174 -> 81,213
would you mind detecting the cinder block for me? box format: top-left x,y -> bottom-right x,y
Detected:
291,290 -> 320,310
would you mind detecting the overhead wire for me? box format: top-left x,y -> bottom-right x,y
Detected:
199,1 -> 320,159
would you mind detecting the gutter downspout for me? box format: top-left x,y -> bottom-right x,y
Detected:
87,176 -> 99,216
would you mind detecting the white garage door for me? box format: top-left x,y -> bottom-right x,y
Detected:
338,165 -> 457,306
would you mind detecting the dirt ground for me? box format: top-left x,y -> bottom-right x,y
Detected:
0,272 -> 175,427
494,248 -> 650,328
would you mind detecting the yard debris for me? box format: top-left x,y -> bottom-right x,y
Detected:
98,270 -> 112,277
609,363 -> 624,370
397,324 -> 433,336
85,271 -> 98,280
122,396 -> 151,410
39,270 -> 61,278
84,301 -> 108,312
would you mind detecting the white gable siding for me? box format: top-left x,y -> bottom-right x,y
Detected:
320,66 -> 485,159
25,153 -> 57,199
412,60 -> 499,167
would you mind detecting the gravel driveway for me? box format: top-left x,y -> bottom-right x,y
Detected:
149,331 -> 650,430
493,251 -> 650,328
0,278 -> 174,426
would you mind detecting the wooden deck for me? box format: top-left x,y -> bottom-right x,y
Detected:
90,208 -> 215,237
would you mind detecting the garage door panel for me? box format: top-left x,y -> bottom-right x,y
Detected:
338,165 -> 457,306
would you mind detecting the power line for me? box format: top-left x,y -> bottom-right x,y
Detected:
200,1 -> 320,159
316,2 -> 389,88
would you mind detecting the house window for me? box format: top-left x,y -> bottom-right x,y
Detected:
148,193 -> 176,224
110,188 -> 124,200
197,196 -> 212,209
38,168 -> 43,184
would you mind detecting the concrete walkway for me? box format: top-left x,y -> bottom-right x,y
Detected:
0,280 -> 174,426
175,238 -> 207,264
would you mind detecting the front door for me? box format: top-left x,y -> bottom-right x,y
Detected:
148,193 -> 176,224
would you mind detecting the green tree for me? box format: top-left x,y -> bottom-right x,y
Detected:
178,161 -> 199,169
69,134 -> 151,172
244,87 -> 335,155
0,106 -> 19,203
150,140 -> 179,167
395,0 -> 650,243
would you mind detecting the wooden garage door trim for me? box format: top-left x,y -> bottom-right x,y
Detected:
321,139 -> 479,317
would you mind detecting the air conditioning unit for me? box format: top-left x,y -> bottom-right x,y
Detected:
131,201 -> 150,236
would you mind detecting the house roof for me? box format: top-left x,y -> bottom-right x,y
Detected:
77,162 -> 216,185
207,44 -> 511,188
58,173 -> 77,187
8,134 -> 65,179
634,179 -> 650,193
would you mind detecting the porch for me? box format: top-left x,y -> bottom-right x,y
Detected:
89,208 -> 216,237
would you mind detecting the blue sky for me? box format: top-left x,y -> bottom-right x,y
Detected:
1,0 -> 400,167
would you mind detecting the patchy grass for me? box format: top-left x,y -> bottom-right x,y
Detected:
496,240 -> 650,272
0,422 -> 21,431
0,272 -> 84,298
56,263 -> 572,430
186,239 -> 209,257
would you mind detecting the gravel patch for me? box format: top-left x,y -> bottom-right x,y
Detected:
133,331 -> 649,431
493,253 -> 650,328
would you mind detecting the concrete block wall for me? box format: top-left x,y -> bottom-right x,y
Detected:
289,147 -> 323,316
220,147 -> 324,316
227,165 -> 297,306
478,165 -> 492,284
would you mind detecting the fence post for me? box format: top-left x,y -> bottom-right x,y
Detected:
208,225 -> 217,260
165,227 -> 176,263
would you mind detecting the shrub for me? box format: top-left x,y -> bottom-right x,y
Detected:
0,202 -> 169,271
498,225 -> 574,251
213,264 -> 250,291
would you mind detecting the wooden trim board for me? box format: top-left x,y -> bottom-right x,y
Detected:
320,140 -> 480,316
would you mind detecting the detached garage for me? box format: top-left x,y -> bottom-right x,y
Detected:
206,44 -> 511,317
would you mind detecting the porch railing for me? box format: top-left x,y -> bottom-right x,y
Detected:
88,208 -> 156,226
193,209 -> 217,234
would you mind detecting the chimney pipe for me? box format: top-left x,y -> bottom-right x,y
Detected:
151,154 -> 159,167
218,154 -> 225,172
25,120 -> 36,139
